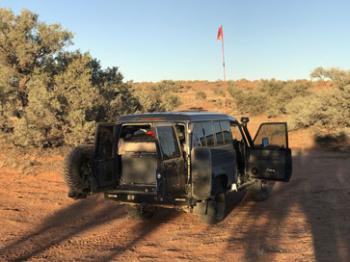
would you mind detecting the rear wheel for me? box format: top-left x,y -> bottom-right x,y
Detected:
194,180 -> 227,224
203,192 -> 226,224
62,145 -> 94,199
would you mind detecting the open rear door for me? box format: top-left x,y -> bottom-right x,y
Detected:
91,123 -> 121,192
247,123 -> 292,182
156,124 -> 185,196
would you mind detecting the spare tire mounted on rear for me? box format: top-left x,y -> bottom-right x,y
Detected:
62,145 -> 94,199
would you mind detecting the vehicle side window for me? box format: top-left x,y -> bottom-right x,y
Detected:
157,126 -> 181,159
213,121 -> 224,145
220,121 -> 232,144
254,123 -> 288,148
192,122 -> 206,147
203,122 -> 215,147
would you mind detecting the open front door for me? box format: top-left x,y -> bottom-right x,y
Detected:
247,122 -> 292,182
91,123 -> 121,192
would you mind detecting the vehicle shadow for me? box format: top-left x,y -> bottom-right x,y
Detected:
224,149 -> 350,261
96,208 -> 180,262
224,189 -> 248,219
1,150 -> 349,261
0,195 -> 180,262
0,196 -> 124,261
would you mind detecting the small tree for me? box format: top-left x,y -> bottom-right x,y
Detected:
0,8 -> 141,147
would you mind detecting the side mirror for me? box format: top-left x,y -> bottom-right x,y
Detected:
240,117 -> 250,126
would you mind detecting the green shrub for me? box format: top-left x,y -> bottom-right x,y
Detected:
195,91 -> 207,100
267,81 -> 312,116
228,80 -> 311,116
228,86 -> 267,115
287,68 -> 350,137
161,95 -> 181,111
0,9 -> 140,147
156,80 -> 183,93
213,86 -> 225,96
134,82 -> 181,112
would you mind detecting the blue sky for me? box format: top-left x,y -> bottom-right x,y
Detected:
1,0 -> 349,81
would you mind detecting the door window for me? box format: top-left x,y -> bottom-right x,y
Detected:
203,122 -> 215,147
192,122 -> 206,147
157,126 -> 181,159
221,121 -> 233,144
213,121 -> 224,145
254,123 -> 288,148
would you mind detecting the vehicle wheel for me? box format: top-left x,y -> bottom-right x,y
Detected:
248,180 -> 274,202
196,181 -> 227,224
202,191 -> 226,224
62,145 -> 94,199
126,204 -> 156,219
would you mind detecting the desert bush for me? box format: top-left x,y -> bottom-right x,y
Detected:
213,86 -> 225,96
288,87 -> 350,133
195,91 -> 207,100
287,68 -> 350,137
228,85 -> 267,115
156,80 -> 183,93
161,95 -> 181,111
267,80 -> 312,116
133,82 -> 181,112
214,99 -> 223,107
311,67 -> 350,88
0,9 -> 140,147
228,80 -> 312,116
285,95 -> 323,130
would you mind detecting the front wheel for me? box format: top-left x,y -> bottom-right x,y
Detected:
248,180 -> 274,201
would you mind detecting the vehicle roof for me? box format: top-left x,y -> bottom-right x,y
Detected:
118,112 -> 236,123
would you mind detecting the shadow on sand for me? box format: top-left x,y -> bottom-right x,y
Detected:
0,195 -> 179,262
224,149 -> 350,261
1,149 -> 349,261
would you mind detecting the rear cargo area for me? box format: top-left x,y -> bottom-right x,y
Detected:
118,124 -> 158,185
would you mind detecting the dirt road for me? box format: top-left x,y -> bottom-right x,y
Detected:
0,149 -> 349,261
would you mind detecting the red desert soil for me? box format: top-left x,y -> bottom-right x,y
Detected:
0,133 -> 349,261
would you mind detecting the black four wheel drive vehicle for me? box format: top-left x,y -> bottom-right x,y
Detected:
63,112 -> 292,223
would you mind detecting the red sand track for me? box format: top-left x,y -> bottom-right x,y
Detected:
0,149 -> 349,261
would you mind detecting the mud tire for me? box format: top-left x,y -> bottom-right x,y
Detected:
195,180 -> 227,224
62,145 -> 94,199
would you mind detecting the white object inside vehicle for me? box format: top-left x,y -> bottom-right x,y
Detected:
118,140 -> 157,155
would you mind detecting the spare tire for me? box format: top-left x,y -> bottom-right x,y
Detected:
62,145 -> 94,199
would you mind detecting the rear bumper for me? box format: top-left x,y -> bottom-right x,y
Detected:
107,184 -> 157,195
104,184 -> 187,206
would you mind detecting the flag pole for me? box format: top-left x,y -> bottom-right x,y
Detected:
221,29 -> 226,81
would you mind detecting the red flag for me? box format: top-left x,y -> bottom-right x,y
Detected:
217,25 -> 223,41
